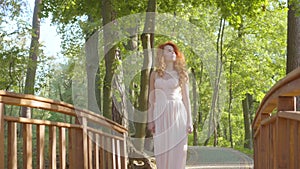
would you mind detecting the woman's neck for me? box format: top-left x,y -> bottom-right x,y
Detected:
165,62 -> 174,72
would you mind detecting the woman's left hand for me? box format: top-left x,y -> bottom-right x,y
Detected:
187,125 -> 193,134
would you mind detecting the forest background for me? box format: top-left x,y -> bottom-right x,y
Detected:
1,0 -> 299,158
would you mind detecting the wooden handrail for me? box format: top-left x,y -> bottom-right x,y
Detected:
0,90 -> 127,133
0,90 -> 128,169
252,67 -> 300,169
252,67 -> 300,131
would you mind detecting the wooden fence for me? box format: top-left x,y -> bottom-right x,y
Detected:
252,67 -> 300,169
0,91 -> 128,169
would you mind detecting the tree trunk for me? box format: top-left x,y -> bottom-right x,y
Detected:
228,60 -> 233,148
205,17 -> 225,146
287,0 -> 300,110
134,0 -> 156,152
21,0 -> 41,118
287,0 -> 300,73
191,68 -> 199,146
197,62 -> 203,136
242,93 -> 253,149
112,48 -> 128,128
102,0 -> 117,120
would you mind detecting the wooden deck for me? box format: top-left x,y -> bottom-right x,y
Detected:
0,91 -> 128,169
252,67 -> 300,169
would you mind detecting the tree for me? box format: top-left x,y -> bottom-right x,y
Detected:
287,0 -> 300,110
287,0 -> 300,73
0,1 -> 29,92
134,0 -> 156,152
21,0 -> 42,118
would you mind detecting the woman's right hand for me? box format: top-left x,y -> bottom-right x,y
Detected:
148,122 -> 155,133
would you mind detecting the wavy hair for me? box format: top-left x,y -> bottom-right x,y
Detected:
155,41 -> 188,86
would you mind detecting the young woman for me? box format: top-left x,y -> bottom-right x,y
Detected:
148,41 -> 193,169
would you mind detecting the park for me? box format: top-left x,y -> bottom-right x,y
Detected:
1,0 -> 300,168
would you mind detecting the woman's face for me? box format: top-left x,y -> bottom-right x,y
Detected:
163,45 -> 176,62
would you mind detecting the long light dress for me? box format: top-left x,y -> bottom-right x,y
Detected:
153,71 -> 188,169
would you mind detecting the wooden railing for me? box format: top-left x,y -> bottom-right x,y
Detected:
0,91 -> 128,169
252,67 -> 300,169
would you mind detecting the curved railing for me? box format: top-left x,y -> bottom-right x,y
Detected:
252,67 -> 300,169
0,91 -> 128,169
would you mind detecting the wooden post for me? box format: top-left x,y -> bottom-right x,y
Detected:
69,127 -> 84,169
88,132 -> 93,169
121,133 -> 127,169
276,96 -> 296,168
277,117 -> 289,168
99,135 -> 104,169
8,122 -> 17,169
94,134 -> 99,169
37,125 -> 45,169
69,117 -> 88,169
49,126 -> 57,169
23,123 -> 32,169
0,103 -> 5,169
82,117 -> 89,169
59,127 -> 66,169
278,96 -> 296,111
260,122 -> 270,168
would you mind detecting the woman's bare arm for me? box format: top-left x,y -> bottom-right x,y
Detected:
182,81 -> 193,134
147,71 -> 156,132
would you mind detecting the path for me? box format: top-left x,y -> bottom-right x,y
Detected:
186,146 -> 253,169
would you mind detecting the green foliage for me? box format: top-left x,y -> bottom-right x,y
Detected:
1,0 -> 291,156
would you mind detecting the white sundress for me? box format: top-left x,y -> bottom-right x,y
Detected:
153,71 -> 188,169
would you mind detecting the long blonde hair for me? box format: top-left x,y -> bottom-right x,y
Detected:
155,41 -> 188,86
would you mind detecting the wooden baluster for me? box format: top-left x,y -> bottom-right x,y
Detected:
277,116 -> 289,168
59,127 -> 66,169
0,103 -> 4,169
112,138 -> 116,169
82,117 -> 89,169
116,139 -> 121,169
8,122 -> 17,169
121,133 -> 127,169
88,131 -> 94,169
37,125 -> 45,169
297,124 -> 300,169
23,123 -> 32,169
94,134 -> 100,169
270,120 -> 277,169
107,137 -> 113,169
103,137 -> 108,169
260,114 -> 270,169
99,135 -> 104,169
69,127 -> 82,168
289,119 -> 297,169
49,126 -> 57,169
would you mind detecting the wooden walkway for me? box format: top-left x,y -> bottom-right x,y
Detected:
186,146 -> 253,169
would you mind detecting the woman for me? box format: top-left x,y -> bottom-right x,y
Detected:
147,41 -> 193,169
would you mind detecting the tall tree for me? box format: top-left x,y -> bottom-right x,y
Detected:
242,93 -> 253,149
21,0 -> 42,118
287,0 -> 300,73
102,0 -> 117,119
134,0 -> 156,152
287,0 -> 300,110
